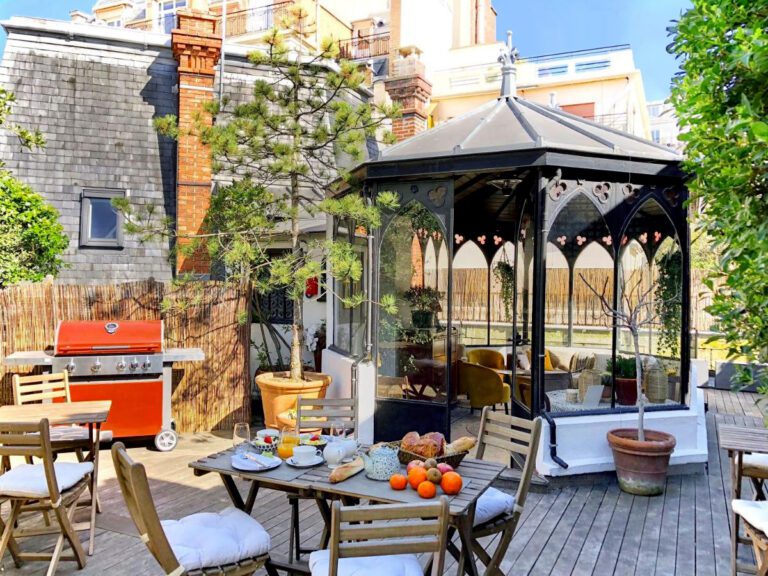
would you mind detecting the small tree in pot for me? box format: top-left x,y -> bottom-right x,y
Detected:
582,273 -> 678,495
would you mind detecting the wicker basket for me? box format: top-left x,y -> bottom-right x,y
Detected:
390,442 -> 468,469
645,367 -> 668,403
578,369 -> 603,402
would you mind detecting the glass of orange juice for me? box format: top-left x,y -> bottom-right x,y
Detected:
277,430 -> 299,459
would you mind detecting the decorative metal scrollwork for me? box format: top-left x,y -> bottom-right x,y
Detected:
593,182 -> 611,204
663,186 -> 681,207
428,185 -> 447,207
546,168 -> 567,201
623,184 -> 639,204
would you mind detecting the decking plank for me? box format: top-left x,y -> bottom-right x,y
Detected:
571,483 -> 621,575
655,474 -> 681,575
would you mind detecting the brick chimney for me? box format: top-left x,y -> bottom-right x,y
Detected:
384,46 -> 432,141
171,5 -> 221,275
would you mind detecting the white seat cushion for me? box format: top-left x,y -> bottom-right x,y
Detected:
50,425 -> 114,444
0,462 -> 93,499
743,454 -> 768,478
474,486 -> 516,526
733,500 -> 768,534
161,507 -> 270,571
309,549 -> 423,576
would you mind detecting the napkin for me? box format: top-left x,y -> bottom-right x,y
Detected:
243,452 -> 276,467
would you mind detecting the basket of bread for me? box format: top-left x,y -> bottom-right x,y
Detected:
394,431 -> 476,469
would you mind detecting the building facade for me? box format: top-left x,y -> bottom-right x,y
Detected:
647,99 -> 683,153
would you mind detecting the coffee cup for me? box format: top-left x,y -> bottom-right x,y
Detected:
292,444 -> 321,464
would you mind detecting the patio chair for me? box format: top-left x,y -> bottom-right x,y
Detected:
732,500 -> 768,575
467,349 -> 505,370
308,498 -> 449,576
742,454 -> 768,500
111,442 -> 279,576
288,396 -> 357,561
458,361 -> 511,414
463,407 -> 542,574
0,418 -> 93,574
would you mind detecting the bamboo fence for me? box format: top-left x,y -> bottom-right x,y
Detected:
0,279 -> 250,432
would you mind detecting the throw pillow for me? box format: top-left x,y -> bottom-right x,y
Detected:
523,349 -> 555,371
517,352 -> 530,371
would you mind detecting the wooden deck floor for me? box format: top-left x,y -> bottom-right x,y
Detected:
1,388 -> 763,575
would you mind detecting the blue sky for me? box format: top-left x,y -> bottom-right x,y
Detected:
0,0 -> 690,102
495,0 -> 693,101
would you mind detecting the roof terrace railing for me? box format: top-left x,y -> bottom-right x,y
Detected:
523,44 -> 631,64
214,2 -> 293,37
338,32 -> 390,61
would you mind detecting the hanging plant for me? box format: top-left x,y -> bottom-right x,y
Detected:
494,260 -> 515,322
654,247 -> 682,357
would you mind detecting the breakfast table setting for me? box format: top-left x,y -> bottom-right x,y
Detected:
189,425 -> 506,575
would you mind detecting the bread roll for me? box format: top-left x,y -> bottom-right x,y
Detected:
329,456 -> 364,483
400,432 -> 421,453
423,432 -> 446,456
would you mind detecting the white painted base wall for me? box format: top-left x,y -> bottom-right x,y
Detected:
322,348 -> 376,445
537,359 -> 709,476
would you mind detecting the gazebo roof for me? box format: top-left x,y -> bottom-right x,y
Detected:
376,96 -> 681,164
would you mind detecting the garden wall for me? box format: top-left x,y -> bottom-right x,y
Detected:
0,279 -> 250,432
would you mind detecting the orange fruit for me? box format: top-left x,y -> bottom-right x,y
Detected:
389,474 -> 407,491
408,467 -> 428,490
417,480 -> 437,499
440,471 -> 463,495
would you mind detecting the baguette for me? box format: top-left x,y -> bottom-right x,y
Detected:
329,456 -> 364,483
445,436 -> 476,455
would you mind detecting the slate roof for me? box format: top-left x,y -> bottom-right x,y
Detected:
376,96 -> 681,164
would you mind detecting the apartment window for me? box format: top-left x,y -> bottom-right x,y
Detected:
159,0 -> 186,32
575,59 -> 610,73
651,129 -> 661,144
80,188 -> 124,248
538,65 -> 568,78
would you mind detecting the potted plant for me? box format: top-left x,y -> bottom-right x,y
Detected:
582,273 -> 677,496
607,355 -> 638,406
403,286 -> 442,329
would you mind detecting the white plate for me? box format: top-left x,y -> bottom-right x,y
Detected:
285,455 -> 325,468
231,454 -> 281,472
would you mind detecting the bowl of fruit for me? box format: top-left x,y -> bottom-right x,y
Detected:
388,458 -> 464,500
300,434 -> 328,450
251,433 -> 278,455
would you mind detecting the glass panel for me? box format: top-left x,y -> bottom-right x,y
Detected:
512,206 -> 534,410
89,198 -> 118,240
377,201 -> 449,403
490,241 -> 515,344
451,240 -> 487,346
332,230 -> 367,356
541,194 -> 614,414
618,200 -> 683,406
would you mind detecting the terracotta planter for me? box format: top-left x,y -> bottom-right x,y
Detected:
255,371 -> 331,429
607,428 -> 676,496
615,377 -> 638,405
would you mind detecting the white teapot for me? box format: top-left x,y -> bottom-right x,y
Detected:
323,442 -> 346,469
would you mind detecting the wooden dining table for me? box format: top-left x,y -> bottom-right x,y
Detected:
0,400 -> 111,556
190,447 -> 506,576
718,423 -> 768,576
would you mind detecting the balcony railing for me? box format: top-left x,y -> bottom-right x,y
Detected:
338,32 -> 390,61
125,13 -> 176,33
214,2 -> 292,37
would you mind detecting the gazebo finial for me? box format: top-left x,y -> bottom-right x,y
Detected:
498,30 -> 519,99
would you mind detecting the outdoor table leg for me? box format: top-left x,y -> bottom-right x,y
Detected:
88,422 -> 101,556
220,474 -> 246,510
244,481 -> 260,514
455,510 -> 480,576
315,496 -> 332,549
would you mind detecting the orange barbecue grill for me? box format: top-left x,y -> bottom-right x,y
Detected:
4,320 -> 204,451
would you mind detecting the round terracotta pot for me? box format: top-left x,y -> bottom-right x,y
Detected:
607,428 -> 676,496
255,371 -> 331,429
615,377 -> 638,405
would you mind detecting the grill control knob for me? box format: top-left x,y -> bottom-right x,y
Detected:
141,357 -> 152,371
116,360 -> 127,372
90,359 -> 102,374
129,358 -> 139,371
65,361 -> 76,374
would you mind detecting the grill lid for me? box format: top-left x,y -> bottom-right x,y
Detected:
55,320 -> 162,356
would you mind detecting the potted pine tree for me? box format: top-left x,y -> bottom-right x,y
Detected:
582,273 -> 677,495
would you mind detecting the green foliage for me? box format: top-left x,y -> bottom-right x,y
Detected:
654,246 -> 682,357
608,355 -> 637,379
0,171 -> 68,287
670,0 -> 768,385
0,89 -> 44,169
403,286 -> 443,313
494,261 -> 515,322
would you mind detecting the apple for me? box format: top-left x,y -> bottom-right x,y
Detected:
407,460 -> 426,473
437,463 -> 454,474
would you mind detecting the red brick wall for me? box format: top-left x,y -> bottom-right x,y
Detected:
172,11 -> 221,275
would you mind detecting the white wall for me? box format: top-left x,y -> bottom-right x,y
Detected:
322,348 -> 376,444
399,0 -> 453,78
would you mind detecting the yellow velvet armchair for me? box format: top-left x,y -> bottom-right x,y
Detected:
458,361 -> 511,414
467,349 -> 506,370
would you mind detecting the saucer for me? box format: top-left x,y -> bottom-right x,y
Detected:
286,455 -> 325,468
231,454 -> 281,472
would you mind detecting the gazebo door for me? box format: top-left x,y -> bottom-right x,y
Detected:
373,180 -> 455,442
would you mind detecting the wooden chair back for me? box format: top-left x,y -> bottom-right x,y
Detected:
476,408 -> 542,512
328,498 -> 449,576
296,395 -> 357,435
12,372 -> 72,406
111,442 -> 181,574
0,419 -> 59,502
